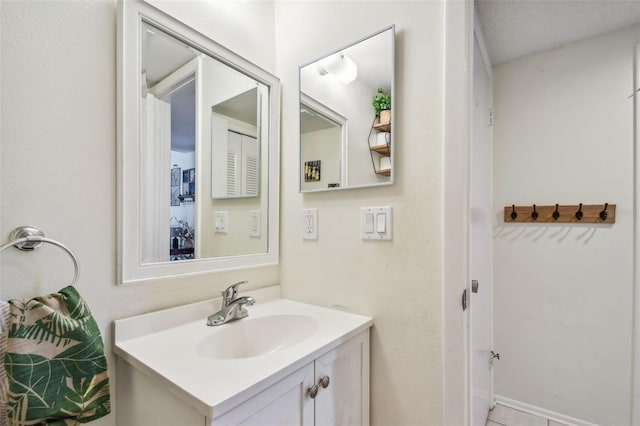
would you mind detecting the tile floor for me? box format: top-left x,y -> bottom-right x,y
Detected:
487,404 -> 570,426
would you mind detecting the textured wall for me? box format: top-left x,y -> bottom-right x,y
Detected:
275,2 -> 445,425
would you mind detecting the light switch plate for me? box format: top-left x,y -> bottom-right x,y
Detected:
361,206 -> 392,240
249,210 -> 261,237
214,211 -> 228,234
302,208 -> 318,240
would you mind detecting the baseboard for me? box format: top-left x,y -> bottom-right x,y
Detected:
494,395 -> 600,426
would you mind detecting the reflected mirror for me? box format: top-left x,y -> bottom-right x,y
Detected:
118,0 -> 280,283
299,26 -> 394,192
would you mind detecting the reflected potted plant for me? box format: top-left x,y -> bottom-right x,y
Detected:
372,87 -> 391,125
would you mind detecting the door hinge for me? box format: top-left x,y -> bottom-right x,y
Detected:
488,108 -> 494,127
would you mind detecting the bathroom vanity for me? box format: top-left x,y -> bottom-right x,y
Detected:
113,286 -> 372,425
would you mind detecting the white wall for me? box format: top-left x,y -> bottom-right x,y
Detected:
0,2 -> 277,425
492,25 -> 640,425
276,2 -> 445,425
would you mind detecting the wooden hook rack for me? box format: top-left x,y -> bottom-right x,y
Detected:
503,203 -> 616,224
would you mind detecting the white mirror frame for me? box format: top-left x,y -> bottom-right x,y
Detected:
117,0 -> 280,284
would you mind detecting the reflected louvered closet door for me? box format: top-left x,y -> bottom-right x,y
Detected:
226,131 -> 242,196
242,135 -> 258,196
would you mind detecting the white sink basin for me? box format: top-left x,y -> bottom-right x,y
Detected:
196,314 -> 318,359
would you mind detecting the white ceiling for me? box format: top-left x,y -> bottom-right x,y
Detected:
475,0 -> 640,65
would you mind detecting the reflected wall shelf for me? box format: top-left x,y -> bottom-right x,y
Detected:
370,144 -> 390,156
368,116 -> 391,176
373,122 -> 390,133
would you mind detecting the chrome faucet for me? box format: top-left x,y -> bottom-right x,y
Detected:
207,281 -> 255,326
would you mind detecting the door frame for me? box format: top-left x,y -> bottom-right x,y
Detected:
443,1 -> 475,425
632,43 -> 640,426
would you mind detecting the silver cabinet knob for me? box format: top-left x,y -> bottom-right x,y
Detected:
308,384 -> 319,399
320,375 -> 330,389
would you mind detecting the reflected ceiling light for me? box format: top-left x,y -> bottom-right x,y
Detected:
317,54 -> 358,84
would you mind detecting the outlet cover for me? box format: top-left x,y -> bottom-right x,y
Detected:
302,208 -> 318,240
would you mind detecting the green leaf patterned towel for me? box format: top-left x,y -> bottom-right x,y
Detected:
0,286 -> 111,425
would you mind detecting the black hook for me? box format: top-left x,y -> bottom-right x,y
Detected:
511,205 -> 517,220
600,203 -> 609,221
531,204 -> 538,220
575,203 -> 583,220
553,204 -> 560,221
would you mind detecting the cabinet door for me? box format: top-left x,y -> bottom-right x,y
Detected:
212,362 -> 315,426
314,331 -> 370,426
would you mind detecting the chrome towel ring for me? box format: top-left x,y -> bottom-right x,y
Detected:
0,226 -> 79,286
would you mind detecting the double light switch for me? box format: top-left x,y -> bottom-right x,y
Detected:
361,206 -> 392,240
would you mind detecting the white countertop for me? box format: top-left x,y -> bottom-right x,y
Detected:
113,286 -> 373,419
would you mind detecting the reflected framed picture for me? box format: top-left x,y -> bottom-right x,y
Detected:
183,168 -> 195,195
304,160 -> 321,182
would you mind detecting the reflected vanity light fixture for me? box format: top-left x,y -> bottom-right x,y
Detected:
316,54 -> 358,84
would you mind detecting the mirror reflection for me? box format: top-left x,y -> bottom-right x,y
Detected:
299,26 -> 394,192
140,20 -> 269,264
300,94 -> 346,190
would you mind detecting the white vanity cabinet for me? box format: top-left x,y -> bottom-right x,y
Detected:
113,291 -> 373,426
213,330 -> 369,426
116,329 -> 369,426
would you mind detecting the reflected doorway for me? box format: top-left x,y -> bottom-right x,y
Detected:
168,80 -> 196,261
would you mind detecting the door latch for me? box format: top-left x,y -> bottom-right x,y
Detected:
461,289 -> 467,311
471,280 -> 479,293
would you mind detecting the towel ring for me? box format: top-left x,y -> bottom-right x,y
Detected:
0,226 -> 79,287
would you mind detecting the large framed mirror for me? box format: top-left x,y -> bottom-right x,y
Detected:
299,26 -> 394,192
117,0 -> 280,284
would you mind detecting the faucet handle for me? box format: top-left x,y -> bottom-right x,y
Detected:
222,280 -> 248,302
